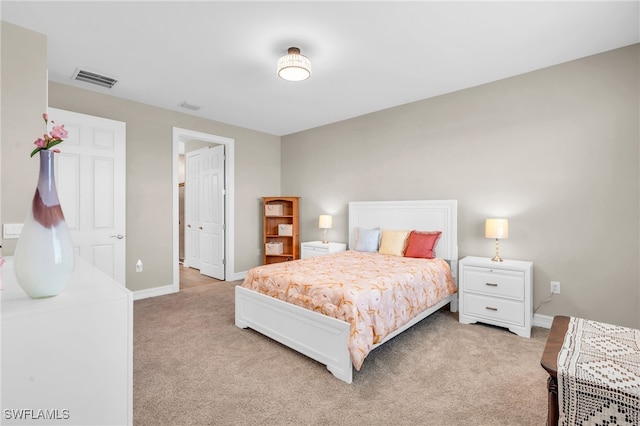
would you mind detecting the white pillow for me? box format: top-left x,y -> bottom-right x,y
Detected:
353,227 -> 380,252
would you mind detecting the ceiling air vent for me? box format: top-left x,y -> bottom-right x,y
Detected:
72,68 -> 118,88
179,101 -> 201,111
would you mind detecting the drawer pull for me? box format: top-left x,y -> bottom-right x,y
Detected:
485,307 -> 498,311
485,282 -> 498,287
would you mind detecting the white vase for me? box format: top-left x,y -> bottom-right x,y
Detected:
14,150 -> 74,298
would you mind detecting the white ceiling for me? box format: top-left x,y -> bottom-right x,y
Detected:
2,1 -> 638,136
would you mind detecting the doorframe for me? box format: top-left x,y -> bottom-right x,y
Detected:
172,127 -> 235,292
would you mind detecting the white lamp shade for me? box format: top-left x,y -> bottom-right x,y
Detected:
318,215 -> 333,229
485,218 -> 509,239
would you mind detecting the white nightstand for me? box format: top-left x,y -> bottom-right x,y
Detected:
458,256 -> 533,338
300,241 -> 347,259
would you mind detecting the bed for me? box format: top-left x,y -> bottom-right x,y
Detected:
235,199 -> 458,383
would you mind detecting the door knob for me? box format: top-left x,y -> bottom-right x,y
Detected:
187,224 -> 191,228
199,227 -> 203,230
110,234 -> 124,239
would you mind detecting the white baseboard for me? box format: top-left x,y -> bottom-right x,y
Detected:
132,271 -> 246,300
231,270 -> 247,281
533,313 -> 554,329
133,284 -> 177,300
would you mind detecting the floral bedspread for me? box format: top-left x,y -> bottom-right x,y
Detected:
241,250 -> 457,370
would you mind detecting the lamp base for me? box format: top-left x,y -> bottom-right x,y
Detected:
321,228 -> 328,244
491,238 -> 504,262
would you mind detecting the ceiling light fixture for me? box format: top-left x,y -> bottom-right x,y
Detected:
277,47 -> 311,82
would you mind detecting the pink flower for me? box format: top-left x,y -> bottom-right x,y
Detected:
49,125 -> 68,140
30,113 -> 66,157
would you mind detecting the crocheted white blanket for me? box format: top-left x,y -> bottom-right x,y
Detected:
558,317 -> 640,425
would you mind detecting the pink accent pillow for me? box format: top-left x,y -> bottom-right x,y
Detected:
404,231 -> 442,259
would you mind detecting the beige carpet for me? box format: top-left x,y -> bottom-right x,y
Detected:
134,281 -> 550,426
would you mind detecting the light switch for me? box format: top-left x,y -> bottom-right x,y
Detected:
3,223 -> 24,239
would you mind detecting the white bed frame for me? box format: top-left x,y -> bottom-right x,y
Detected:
235,200 -> 458,384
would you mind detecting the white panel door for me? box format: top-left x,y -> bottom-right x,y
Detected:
49,108 -> 126,285
184,150 -> 201,269
199,145 -> 225,279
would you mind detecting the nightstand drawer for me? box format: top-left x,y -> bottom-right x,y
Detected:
463,293 -> 524,326
300,242 -> 347,259
302,246 -> 328,258
463,267 -> 524,300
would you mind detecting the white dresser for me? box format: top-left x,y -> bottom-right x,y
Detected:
300,241 -> 347,259
458,256 -> 533,338
1,257 -> 133,425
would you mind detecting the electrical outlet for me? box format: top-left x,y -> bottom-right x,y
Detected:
136,259 -> 143,272
550,281 -> 560,294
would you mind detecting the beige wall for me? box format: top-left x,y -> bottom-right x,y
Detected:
3,22 -> 638,327
282,44 -> 640,328
0,21 -> 281,292
1,22 -> 48,254
45,82 -> 281,291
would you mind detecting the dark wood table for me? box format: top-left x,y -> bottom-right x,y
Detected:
540,315 -> 570,426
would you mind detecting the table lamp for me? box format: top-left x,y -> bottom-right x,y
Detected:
485,218 -> 509,262
318,215 -> 332,244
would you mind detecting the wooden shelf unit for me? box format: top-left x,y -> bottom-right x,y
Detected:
263,196 -> 299,265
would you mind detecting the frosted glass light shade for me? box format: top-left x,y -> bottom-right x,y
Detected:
485,219 -> 509,239
277,47 -> 311,81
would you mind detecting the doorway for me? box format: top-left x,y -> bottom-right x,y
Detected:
172,127 -> 235,293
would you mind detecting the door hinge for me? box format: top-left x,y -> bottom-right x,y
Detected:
222,258 -> 226,265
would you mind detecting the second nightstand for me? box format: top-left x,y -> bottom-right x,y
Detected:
300,241 -> 347,259
458,256 -> 533,338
